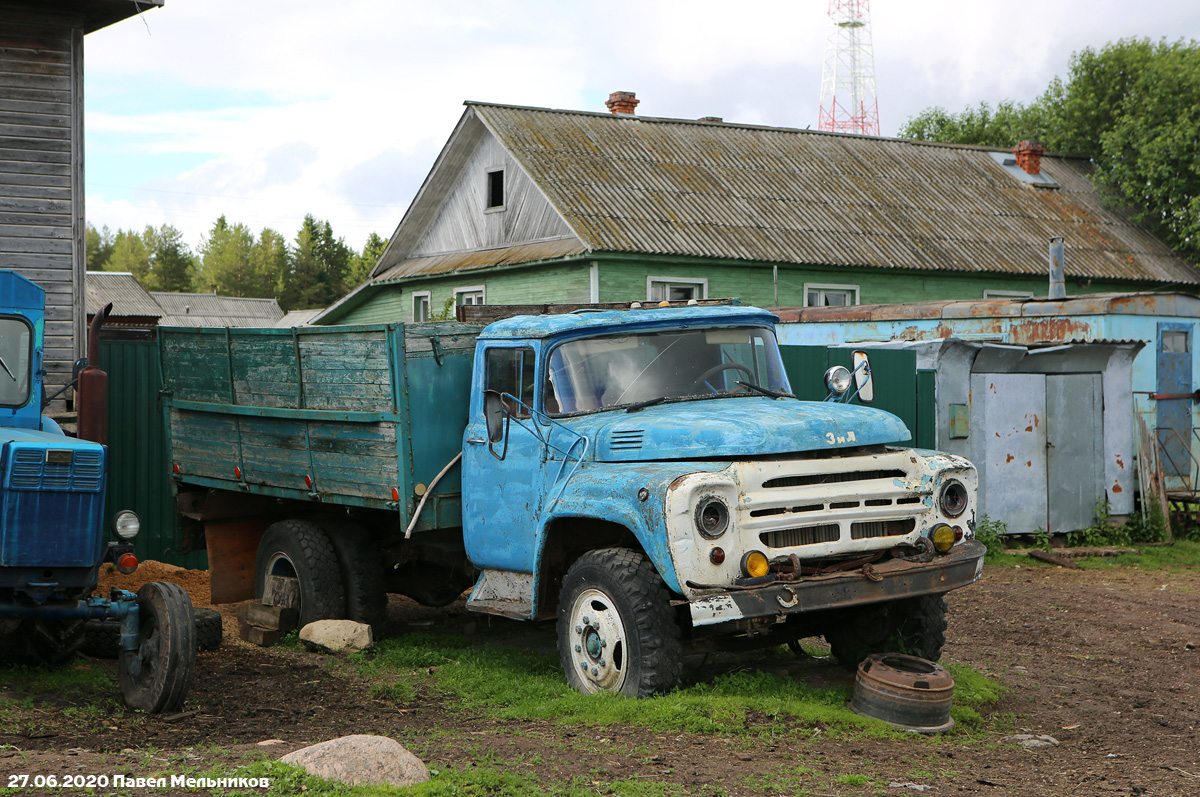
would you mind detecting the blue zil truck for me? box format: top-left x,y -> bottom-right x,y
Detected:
162,304 -> 984,696
0,270 -> 195,713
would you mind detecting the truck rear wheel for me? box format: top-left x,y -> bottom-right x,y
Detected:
825,594 -> 948,668
119,582 -> 197,714
255,519 -> 347,627
322,519 -> 388,630
556,548 -> 682,697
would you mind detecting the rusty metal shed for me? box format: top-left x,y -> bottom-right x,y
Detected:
775,293 -> 1200,528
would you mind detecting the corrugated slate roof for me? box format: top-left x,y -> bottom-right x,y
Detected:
151,292 -> 284,327
85,272 -> 162,319
374,238 -> 585,282
464,103 -> 1197,285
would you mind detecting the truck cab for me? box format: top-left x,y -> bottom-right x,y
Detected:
461,306 -> 983,696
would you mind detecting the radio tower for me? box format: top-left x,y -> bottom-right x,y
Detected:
817,0 -> 880,136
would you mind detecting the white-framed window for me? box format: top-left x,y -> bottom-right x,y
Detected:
485,168 -> 505,211
803,283 -> 859,307
983,289 -> 1035,299
455,286 -> 486,307
412,291 -> 431,322
647,276 -> 708,302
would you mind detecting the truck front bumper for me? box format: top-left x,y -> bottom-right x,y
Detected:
686,540 -> 986,629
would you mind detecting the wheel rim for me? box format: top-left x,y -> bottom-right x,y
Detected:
263,551 -> 303,618
566,587 -> 627,693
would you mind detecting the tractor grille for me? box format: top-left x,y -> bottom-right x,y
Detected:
8,448 -> 103,492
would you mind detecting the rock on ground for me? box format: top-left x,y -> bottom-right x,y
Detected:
280,734 -> 429,787
298,619 -> 374,653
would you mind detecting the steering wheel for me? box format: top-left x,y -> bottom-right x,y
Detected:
692,362 -> 753,392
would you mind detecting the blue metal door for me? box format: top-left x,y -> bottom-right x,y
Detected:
1155,323 -> 1192,486
461,344 -> 544,573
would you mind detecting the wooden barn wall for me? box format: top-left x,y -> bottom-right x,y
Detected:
0,3 -> 84,410
410,122 -> 574,258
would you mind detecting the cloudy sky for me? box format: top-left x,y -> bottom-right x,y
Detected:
83,0 -> 1198,253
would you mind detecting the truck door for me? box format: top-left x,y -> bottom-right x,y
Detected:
462,345 -> 544,573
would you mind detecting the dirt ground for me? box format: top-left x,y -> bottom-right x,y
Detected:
1,561 -> 1197,796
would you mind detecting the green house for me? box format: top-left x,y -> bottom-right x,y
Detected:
318,96 -> 1199,324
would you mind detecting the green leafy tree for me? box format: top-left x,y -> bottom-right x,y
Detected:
279,215 -> 354,311
899,37 -> 1200,264
249,228 -> 290,299
145,224 -> 197,292
85,223 -> 115,272
349,231 -> 388,287
900,100 -> 1049,148
199,215 -> 255,296
105,229 -> 152,284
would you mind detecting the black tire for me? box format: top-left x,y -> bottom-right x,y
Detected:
194,608 -> 223,651
0,619 -> 86,666
322,519 -> 388,630
119,582 -> 197,714
556,548 -> 682,697
825,594 -> 948,669
82,607 -> 222,659
254,519 -> 346,627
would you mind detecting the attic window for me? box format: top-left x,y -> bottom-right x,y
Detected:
486,169 -> 505,210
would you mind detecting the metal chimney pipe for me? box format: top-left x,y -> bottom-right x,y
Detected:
1048,237 -> 1066,300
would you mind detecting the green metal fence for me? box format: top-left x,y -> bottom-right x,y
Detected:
780,345 -> 936,449
102,335 -> 207,569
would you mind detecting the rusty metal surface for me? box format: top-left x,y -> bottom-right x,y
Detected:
688,540 -> 985,628
850,653 -> 955,733
466,102 -> 1199,284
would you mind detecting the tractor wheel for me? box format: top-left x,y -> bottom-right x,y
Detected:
82,607 -> 222,659
118,582 -> 197,714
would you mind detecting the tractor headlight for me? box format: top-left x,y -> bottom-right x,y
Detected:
824,365 -> 852,395
695,496 -> 730,539
111,510 -> 140,541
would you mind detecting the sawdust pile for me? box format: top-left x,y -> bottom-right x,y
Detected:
95,560 -> 212,607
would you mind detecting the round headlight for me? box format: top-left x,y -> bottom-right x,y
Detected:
695,496 -> 730,539
824,365 -> 852,395
112,510 -> 140,541
939,480 -> 968,518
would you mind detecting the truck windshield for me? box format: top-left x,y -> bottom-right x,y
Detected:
545,326 -> 791,415
0,316 -> 31,407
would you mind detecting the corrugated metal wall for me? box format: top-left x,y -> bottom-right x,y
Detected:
102,336 -> 206,569
780,345 -> 935,449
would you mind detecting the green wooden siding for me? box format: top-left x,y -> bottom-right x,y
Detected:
102,337 -> 206,569
336,263 -> 592,325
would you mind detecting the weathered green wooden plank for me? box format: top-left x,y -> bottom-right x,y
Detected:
168,399 -> 396,423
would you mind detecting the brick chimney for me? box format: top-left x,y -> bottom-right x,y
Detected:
605,91 -> 639,115
1013,140 -> 1046,176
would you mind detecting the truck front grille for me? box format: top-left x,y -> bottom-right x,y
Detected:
760,524 -> 839,548
738,453 -> 929,554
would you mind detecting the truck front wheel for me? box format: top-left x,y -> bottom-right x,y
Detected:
825,594 -> 948,668
556,548 -> 682,698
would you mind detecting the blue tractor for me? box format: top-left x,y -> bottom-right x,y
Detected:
0,270 -> 195,713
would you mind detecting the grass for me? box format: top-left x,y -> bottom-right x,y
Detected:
350,633 -> 1005,741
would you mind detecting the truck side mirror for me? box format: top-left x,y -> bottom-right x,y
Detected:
851,350 -> 874,403
483,390 -> 511,461
484,390 -> 507,443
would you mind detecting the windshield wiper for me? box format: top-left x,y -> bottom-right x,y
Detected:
736,380 -> 792,399
0,355 -> 14,382
625,396 -> 668,412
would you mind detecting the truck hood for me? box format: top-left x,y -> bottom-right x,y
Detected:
571,397 -> 911,462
